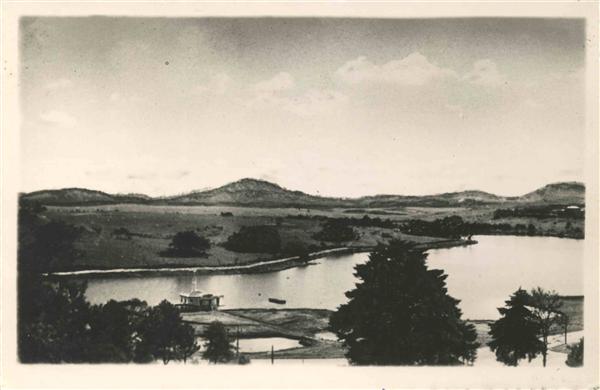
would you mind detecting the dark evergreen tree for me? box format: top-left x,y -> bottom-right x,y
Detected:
137,300 -> 198,364
329,241 -> 479,365
175,325 -> 200,363
202,321 -> 234,363
487,288 -> 544,366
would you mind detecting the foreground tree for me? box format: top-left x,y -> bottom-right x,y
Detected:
528,287 -> 563,367
565,338 -> 583,367
329,241 -> 479,365
488,288 -> 544,366
203,321 -> 234,363
137,300 -> 199,364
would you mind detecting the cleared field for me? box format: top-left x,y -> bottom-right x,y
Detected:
45,205 -> 450,271
44,203 -> 582,272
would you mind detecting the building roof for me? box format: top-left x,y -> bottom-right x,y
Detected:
180,290 -> 203,298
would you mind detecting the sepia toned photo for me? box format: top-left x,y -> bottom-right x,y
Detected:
1,2 -> 598,389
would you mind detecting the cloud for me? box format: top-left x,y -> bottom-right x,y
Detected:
109,92 -> 142,103
282,89 -> 348,116
463,59 -> 506,87
39,110 -> 77,128
247,73 -> 347,117
45,78 -> 73,90
193,73 -> 233,96
335,53 -> 458,86
254,72 -> 295,93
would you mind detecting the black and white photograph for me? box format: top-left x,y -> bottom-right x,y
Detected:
1,2 -> 598,389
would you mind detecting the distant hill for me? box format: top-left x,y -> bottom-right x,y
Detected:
517,182 -> 586,205
20,178 -> 585,208
161,178 -> 350,207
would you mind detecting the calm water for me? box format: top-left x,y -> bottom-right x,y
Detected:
85,236 -> 583,320
236,337 -> 301,353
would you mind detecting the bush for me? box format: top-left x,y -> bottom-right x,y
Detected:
162,231 -> 210,257
566,338 -> 583,367
223,226 -> 281,254
313,220 -> 357,243
282,241 -> 310,258
112,227 -> 132,240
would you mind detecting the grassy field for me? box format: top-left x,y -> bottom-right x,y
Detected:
44,203 -> 582,272
44,205 -> 455,271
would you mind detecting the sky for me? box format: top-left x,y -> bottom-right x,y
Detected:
19,17 -> 586,197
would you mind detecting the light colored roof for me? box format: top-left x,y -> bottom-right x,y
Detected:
180,290 -> 203,297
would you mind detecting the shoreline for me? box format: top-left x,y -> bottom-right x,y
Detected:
44,238 -> 476,278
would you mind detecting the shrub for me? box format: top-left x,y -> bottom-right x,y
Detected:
313,220 -> 357,243
162,231 -> 210,257
566,338 -> 583,367
223,226 -> 281,254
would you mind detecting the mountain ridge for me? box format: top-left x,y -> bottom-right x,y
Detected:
20,178 -> 585,207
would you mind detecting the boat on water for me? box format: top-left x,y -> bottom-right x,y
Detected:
268,298 -> 286,305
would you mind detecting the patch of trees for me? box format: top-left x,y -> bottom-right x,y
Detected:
487,287 -> 570,367
161,231 -> 211,257
493,205 -> 584,220
313,220 -> 358,243
288,214 -> 395,229
329,241 -> 479,365
400,216 -> 468,239
400,216 -> 583,239
223,225 -> 281,253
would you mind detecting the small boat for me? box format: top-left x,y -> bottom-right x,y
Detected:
268,298 -> 286,305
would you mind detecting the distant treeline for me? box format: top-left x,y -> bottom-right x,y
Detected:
399,216 -> 583,239
287,214 -> 396,228
493,205 -> 584,220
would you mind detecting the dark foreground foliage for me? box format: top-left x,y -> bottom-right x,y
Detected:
202,321 -> 235,363
488,287 -> 568,367
487,289 -> 544,366
329,240 -> 479,365
18,201 -> 198,364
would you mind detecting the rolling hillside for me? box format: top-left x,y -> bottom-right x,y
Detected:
20,178 -> 585,208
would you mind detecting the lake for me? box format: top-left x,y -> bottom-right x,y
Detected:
85,235 -> 583,320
